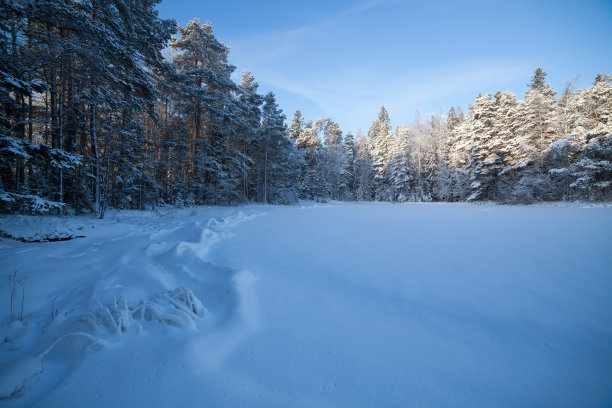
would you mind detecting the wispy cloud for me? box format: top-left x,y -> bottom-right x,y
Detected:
225,1 -> 535,132
228,0 -> 389,68
252,58 -> 533,132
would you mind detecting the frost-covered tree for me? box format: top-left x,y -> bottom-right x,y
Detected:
171,19 -> 245,203
354,132 -> 374,201
458,93 -> 498,201
314,117 -> 346,199
528,67 -> 547,91
342,131 -> 357,199
0,0 -> 174,215
3,14 -> 610,215
289,110 -> 304,142
323,118 -> 343,146
237,69 -> 262,201
503,69 -> 559,201
517,84 -> 558,161
564,77 -> 612,200
259,92 -> 296,203
368,106 -> 393,200
388,125 -> 412,201
295,120 -> 321,199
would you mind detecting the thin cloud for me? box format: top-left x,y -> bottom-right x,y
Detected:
224,1 -> 537,132
228,0 -> 387,65
256,58 -> 534,132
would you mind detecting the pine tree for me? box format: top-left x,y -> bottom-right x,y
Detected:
296,120 -> 322,199
313,117 -> 345,199
528,67 -> 547,90
3,12 -> 611,214
171,19 -> 243,203
289,110 -> 304,142
237,69 -> 262,201
354,132 -> 374,200
323,118 -> 343,146
1,0 -> 177,214
260,92 -> 299,203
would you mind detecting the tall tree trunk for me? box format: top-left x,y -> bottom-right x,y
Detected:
58,58 -> 65,215
27,94 -> 33,178
264,139 -> 268,204
99,133 -> 112,219
91,102 -> 100,215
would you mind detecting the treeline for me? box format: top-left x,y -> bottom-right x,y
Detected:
1,1 -> 610,216
1,1 -> 301,216
295,69 -> 611,204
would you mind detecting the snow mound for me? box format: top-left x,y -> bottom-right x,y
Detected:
219,210 -> 259,227
175,228 -> 222,261
145,241 -> 172,256
149,226 -> 182,240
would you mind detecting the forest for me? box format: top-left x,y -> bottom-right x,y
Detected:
1,0 -> 611,217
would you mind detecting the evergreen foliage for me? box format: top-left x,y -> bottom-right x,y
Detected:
1,6 -> 610,216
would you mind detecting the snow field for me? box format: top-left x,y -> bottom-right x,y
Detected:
0,202 -> 611,407
0,208 -> 260,406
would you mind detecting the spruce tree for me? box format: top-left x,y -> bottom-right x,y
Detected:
368,106 -> 393,200
289,110 -> 304,142
354,132 -> 374,201
342,131 -> 357,198
260,92 -> 299,203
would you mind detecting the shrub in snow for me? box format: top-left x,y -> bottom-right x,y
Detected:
93,287 -> 207,334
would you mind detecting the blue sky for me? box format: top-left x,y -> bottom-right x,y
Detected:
156,0 -> 612,135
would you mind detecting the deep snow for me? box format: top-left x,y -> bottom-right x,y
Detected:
1,203 -> 611,407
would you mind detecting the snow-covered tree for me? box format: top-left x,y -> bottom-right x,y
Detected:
565,76 -> 612,200
259,92 -> 298,203
354,132 -> 374,201
368,106 -> 393,200
2,13 -> 610,215
171,19 -> 245,203
289,110 -> 304,142
342,131 -> 357,199
237,69 -> 262,201
461,93 -> 499,201
388,125 -> 412,201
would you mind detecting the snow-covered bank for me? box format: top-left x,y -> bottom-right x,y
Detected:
1,203 -> 611,407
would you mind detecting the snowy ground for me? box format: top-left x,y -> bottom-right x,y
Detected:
1,203 -> 611,407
